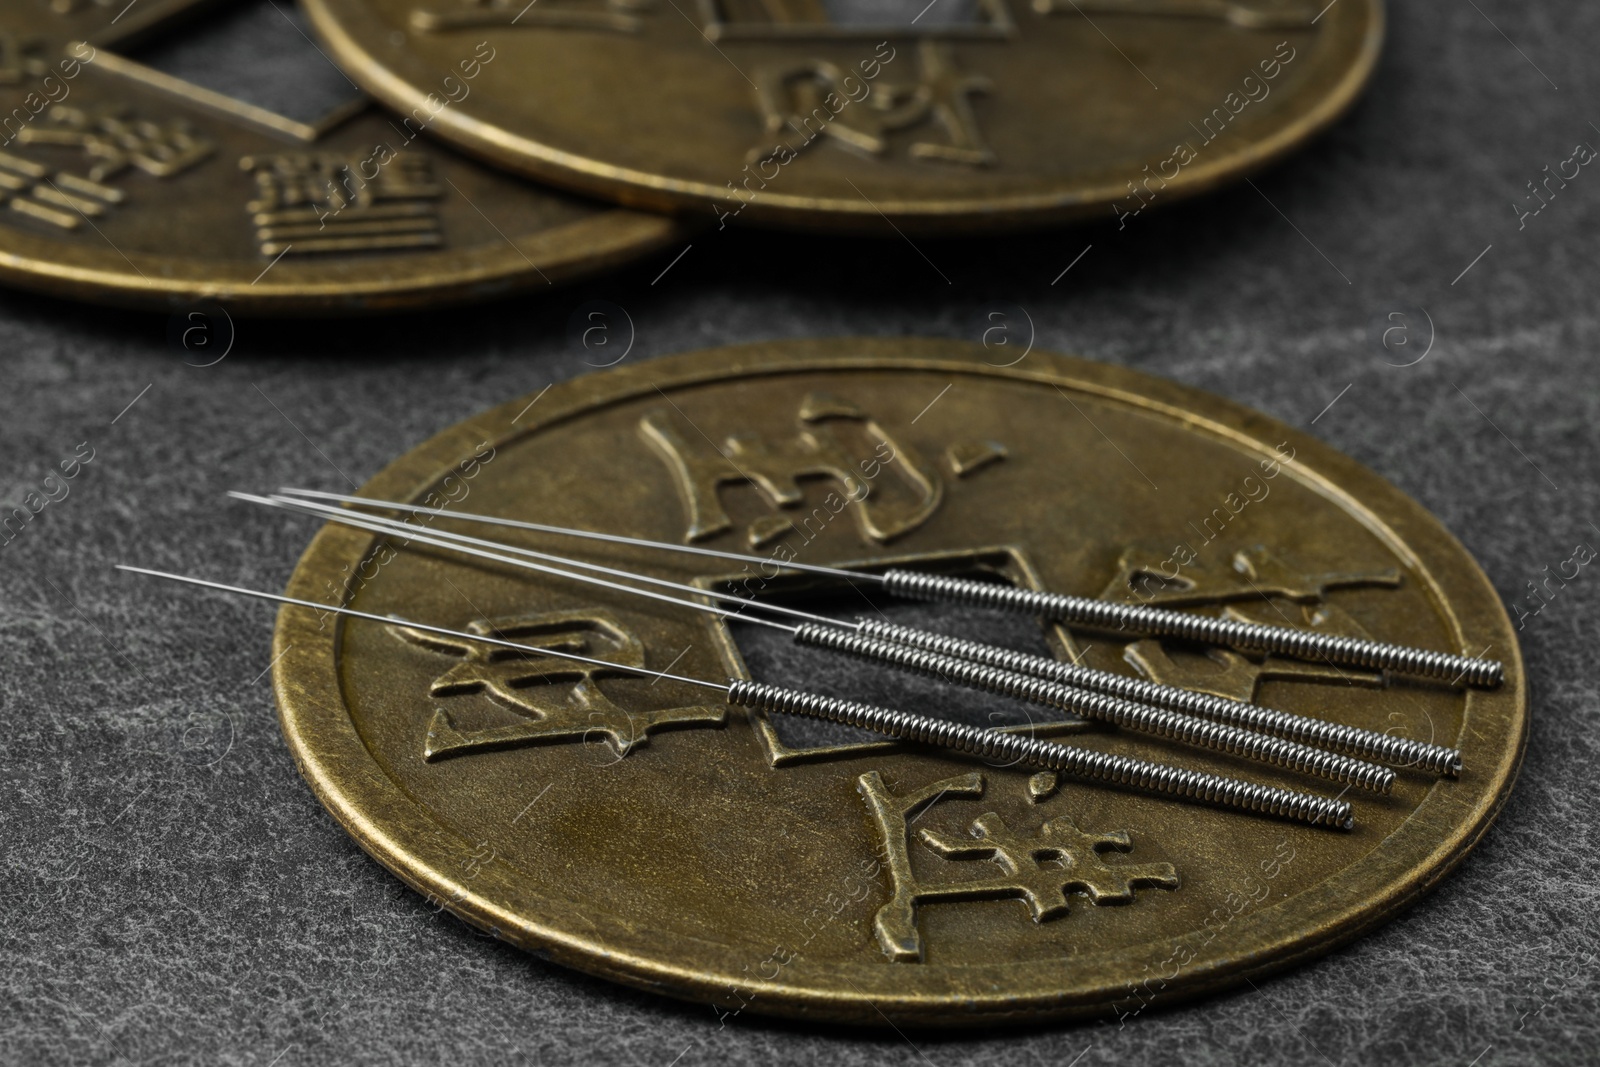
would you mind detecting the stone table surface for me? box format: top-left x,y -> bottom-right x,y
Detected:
3,0 -> 1598,1064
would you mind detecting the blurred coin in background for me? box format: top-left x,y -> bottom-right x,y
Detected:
300,0 -> 1383,232
0,0 -> 689,314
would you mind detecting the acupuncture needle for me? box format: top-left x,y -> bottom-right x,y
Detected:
257,492 -> 1443,782
275,487 -> 1502,689
238,492 -> 1395,793
114,564 -> 1354,830
266,488 -> 1463,776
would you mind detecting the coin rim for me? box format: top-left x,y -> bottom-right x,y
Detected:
0,197 -> 689,313
272,337 -> 1525,1025
298,0 -> 1384,231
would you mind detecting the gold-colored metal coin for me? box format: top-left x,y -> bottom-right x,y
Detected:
274,338 -> 1522,1026
299,0 -> 1382,232
0,1 -> 686,312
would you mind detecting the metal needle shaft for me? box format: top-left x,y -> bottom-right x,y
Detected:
242,492 -> 832,629
232,492 -> 799,632
113,565 -> 723,688
274,486 -> 874,581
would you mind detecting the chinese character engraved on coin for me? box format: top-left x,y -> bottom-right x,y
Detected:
240,151 -> 446,257
388,608 -> 726,760
858,771 -> 1178,962
0,32 -> 49,84
642,389 -> 1007,547
2,104 -> 212,230
641,390 -> 946,547
750,41 -> 995,168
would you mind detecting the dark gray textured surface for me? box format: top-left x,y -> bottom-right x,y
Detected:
128,1 -> 364,125
4,0 -> 1599,1064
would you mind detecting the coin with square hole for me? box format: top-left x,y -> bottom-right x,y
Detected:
273,337 -> 1523,1026
299,0 -> 1383,231
0,0 -> 689,312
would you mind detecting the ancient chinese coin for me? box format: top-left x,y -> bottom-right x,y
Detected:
0,0 -> 686,312
299,0 -> 1382,231
275,337 -> 1522,1025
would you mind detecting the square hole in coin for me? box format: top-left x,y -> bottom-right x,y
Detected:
124,0 -> 365,126
723,569 -> 1082,753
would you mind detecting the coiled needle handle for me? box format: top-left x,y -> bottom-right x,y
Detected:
860,620 -> 1462,777
791,623 -> 1394,794
880,570 -> 1503,689
726,680 -> 1353,830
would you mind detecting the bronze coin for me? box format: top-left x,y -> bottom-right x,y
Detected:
299,0 -> 1382,232
0,0 -> 687,312
274,338 -> 1522,1026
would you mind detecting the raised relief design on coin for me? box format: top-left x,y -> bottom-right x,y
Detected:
303,0 -> 1381,229
641,390 -> 959,547
240,150 -> 445,256
4,104 -> 213,229
944,438 -> 1007,478
390,609 -> 727,760
860,770 -> 1178,962
0,32 -> 51,82
751,41 -> 996,169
